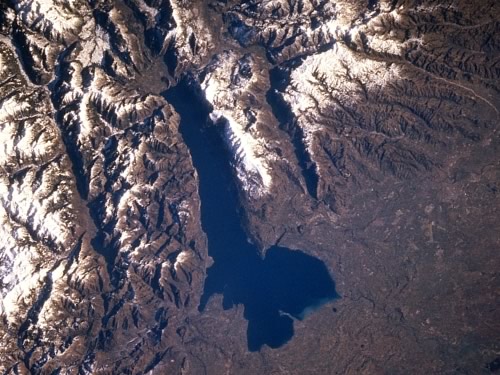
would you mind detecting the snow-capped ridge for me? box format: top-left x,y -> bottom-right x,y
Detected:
211,110 -> 272,194
200,52 -> 276,197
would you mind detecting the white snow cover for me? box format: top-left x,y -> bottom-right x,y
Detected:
286,43 -> 400,110
0,161 -> 75,249
36,261 -> 65,328
284,37 -> 401,178
174,250 -> 192,272
304,0 -> 416,58
0,53 -> 4,74
0,259 -> 47,321
59,64 -> 166,143
167,0 -> 214,64
15,0 -> 86,41
212,111 -> 272,190
136,0 -> 158,20
79,25 -> 111,66
0,42 -> 76,324
0,96 -> 31,124
0,196 -> 62,323
201,52 -> 275,197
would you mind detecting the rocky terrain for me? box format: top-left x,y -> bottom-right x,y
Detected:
0,0 -> 499,374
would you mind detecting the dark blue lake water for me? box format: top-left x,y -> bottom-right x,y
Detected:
164,78 -> 338,351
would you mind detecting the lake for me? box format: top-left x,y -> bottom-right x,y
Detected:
164,77 -> 338,351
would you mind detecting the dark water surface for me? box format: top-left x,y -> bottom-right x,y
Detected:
164,78 -> 338,351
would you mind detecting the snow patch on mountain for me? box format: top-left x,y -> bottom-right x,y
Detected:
167,0 -> 215,69
201,52 -> 275,197
15,0 -> 87,42
174,250 -> 192,272
211,110 -> 272,192
0,96 -> 31,124
284,42 -> 400,178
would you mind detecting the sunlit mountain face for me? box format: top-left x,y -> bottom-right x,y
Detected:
1,1 -> 499,374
